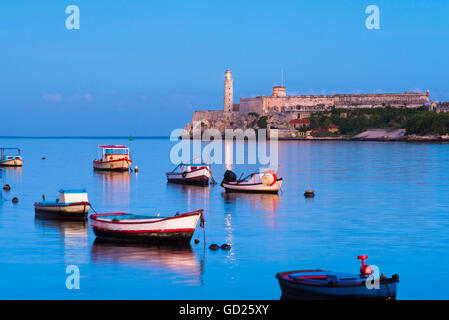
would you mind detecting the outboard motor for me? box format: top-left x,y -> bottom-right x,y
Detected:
223,170 -> 237,183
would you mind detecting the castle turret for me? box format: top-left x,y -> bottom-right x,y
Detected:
272,86 -> 286,97
224,69 -> 233,112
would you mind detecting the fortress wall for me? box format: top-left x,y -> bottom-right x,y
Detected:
192,110 -> 225,122
255,93 -> 430,113
239,97 -> 263,114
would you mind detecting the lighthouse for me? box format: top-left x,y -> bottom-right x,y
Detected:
224,69 -> 233,112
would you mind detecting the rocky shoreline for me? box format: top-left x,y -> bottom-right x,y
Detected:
277,135 -> 448,142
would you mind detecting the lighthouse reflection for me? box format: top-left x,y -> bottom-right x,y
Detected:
90,240 -> 204,285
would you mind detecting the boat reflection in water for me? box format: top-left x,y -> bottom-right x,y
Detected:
34,217 -> 89,263
90,239 -> 204,285
222,192 -> 281,213
94,170 -> 131,207
0,167 -> 23,183
166,183 -> 211,208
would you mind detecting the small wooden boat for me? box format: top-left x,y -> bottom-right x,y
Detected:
93,145 -> 132,171
90,209 -> 204,244
34,189 -> 90,220
221,170 -> 283,194
166,163 -> 211,185
0,148 -> 23,167
276,256 -> 399,300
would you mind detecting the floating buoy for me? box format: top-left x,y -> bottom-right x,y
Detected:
194,239 -> 200,244
134,166 -> 138,172
221,244 -> 231,250
3,184 -> 11,191
262,171 -> 277,186
12,197 -> 19,203
304,190 -> 315,198
209,244 -> 220,250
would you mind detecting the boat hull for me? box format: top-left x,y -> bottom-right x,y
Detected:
92,229 -> 195,243
93,159 -> 131,171
90,210 -> 202,244
276,271 -> 398,300
166,168 -> 210,186
223,179 -> 283,194
0,159 -> 23,167
34,202 -> 90,220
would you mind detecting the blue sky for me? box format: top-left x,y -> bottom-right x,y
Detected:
1,0 -> 448,136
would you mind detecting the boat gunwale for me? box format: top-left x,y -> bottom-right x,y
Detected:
166,167 -> 210,176
34,201 -> 91,208
223,177 -> 283,187
90,210 -> 203,225
93,158 -> 132,164
276,270 -> 399,287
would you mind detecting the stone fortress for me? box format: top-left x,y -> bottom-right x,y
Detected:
185,69 -> 433,135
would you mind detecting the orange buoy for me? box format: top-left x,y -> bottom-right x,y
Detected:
12,197 -> 19,203
3,184 -> 11,191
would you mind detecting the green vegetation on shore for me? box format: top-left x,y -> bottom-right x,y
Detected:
307,106 -> 449,136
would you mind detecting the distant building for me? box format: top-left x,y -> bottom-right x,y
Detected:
289,119 -> 310,129
328,124 -> 339,133
187,69 -> 433,135
238,86 -> 430,116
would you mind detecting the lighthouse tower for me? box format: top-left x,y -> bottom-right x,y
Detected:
224,69 -> 233,112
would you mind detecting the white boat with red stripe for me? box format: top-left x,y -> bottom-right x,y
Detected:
90,209 -> 204,244
93,145 -> 132,171
166,163 -> 211,186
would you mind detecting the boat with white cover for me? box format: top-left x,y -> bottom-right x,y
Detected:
34,189 -> 90,220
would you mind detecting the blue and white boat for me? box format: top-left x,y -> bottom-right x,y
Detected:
34,189 -> 90,220
276,256 -> 399,300
0,148 -> 23,167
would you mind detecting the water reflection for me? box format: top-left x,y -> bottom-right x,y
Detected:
91,239 -> 204,285
34,217 -> 88,239
0,167 -> 23,183
94,171 -> 131,206
34,217 -> 89,263
166,183 -> 211,208
222,192 -> 281,213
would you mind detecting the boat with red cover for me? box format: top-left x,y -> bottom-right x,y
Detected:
276,256 -> 399,300
90,209 -> 204,244
93,145 -> 132,171
166,163 -> 211,186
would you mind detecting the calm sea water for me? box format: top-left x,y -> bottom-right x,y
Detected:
1,137 -> 449,299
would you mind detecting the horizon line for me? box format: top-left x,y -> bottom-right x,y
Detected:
0,136 -> 170,139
